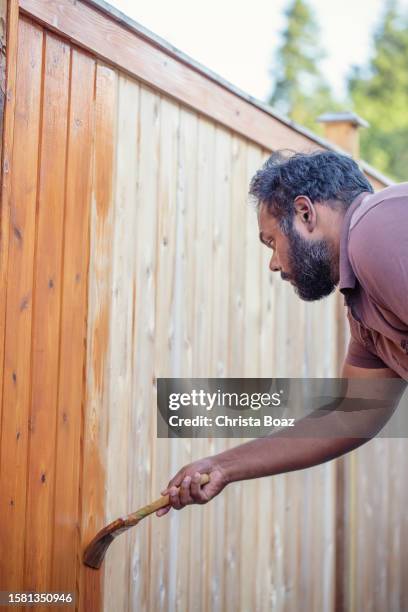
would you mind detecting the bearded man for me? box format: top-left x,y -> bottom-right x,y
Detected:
157,150 -> 408,515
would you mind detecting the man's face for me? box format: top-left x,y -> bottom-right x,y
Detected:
258,202 -> 337,301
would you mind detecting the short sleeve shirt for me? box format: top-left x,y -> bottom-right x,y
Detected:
339,183 -> 408,380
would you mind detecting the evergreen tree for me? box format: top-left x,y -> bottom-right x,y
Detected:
348,0 -> 408,180
268,0 -> 338,132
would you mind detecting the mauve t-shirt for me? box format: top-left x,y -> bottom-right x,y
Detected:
339,183 -> 408,380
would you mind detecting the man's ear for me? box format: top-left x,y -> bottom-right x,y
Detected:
293,195 -> 316,230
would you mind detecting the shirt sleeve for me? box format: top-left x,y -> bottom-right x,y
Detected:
344,308 -> 387,369
345,336 -> 387,369
348,198 -> 408,327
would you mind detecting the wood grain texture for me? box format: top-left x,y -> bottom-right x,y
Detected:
177,108 -> 200,611
126,84 -> 160,612
78,61 -> 117,612
224,135 -> 247,612
23,31 -> 70,597
51,47 -> 95,595
0,17 -> 43,591
0,0 -> 19,483
102,73 -> 139,612
150,95 -> 180,612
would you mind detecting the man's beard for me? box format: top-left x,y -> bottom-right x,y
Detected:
285,225 -> 337,301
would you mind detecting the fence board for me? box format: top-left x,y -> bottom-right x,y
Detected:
102,73 -> 139,612
149,95 -> 180,612
0,17 -> 43,591
51,47 -> 95,595
24,31 -> 70,598
78,61 -> 117,611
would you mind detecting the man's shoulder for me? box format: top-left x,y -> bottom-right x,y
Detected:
346,183 -> 408,320
350,182 -> 408,233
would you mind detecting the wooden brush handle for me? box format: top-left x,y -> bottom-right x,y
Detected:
123,473 -> 210,527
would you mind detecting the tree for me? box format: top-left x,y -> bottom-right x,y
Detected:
268,0 -> 338,133
348,0 -> 408,180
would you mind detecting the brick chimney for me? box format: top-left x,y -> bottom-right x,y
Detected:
317,111 -> 369,158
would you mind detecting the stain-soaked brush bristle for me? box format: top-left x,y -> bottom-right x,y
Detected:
83,533 -> 115,569
82,474 -> 210,569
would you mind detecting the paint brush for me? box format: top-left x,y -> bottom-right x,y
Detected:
83,473 -> 210,569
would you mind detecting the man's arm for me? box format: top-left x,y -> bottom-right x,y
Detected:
157,364 -> 406,516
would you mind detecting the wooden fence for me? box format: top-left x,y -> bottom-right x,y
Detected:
0,1 -> 406,611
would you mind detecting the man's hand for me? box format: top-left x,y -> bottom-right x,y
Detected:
156,456 -> 229,517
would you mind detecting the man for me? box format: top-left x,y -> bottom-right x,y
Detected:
157,150 -> 408,516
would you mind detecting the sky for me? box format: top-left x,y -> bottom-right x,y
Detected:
108,0 -> 408,104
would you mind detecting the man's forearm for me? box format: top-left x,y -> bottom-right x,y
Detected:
215,429 -> 364,483
214,393 -> 399,483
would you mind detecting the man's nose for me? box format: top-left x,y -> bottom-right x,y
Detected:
269,252 -> 280,273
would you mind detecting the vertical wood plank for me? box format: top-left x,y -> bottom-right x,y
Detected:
148,95 -> 179,612
228,135 -> 247,378
0,17 -> 42,590
208,125 -> 232,612
243,144 -> 262,378
0,0 -> 19,472
189,116 -> 215,612
223,135 -> 247,612
23,32 -> 70,596
175,109 -> 203,610
239,144 -> 263,612
128,84 -> 160,611
102,73 -> 139,612
171,107 -> 199,610
51,48 -> 95,596
255,148 -> 276,612
78,61 -> 117,611
0,0 -> 7,128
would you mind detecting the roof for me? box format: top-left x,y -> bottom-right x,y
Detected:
317,112 -> 369,128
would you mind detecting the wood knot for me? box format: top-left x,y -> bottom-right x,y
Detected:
20,295 -> 29,311
13,225 -> 22,242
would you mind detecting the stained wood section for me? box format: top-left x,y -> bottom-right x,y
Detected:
0,0 -> 7,130
51,48 -> 95,596
24,31 -> 70,595
0,0 -> 18,473
0,17 -> 43,590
